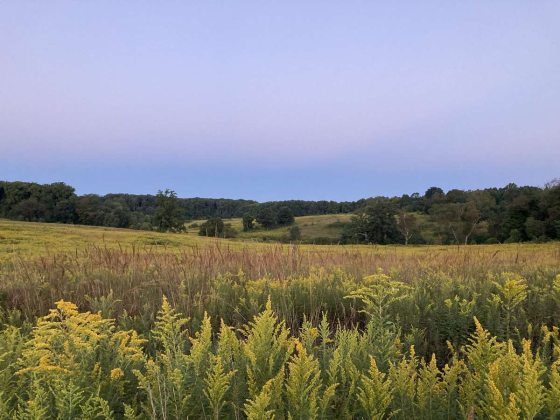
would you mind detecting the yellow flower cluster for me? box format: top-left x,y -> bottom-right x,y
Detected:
110,368 -> 124,380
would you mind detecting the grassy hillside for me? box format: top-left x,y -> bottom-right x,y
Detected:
186,212 -> 458,245
186,214 -> 352,243
1,217 -> 558,265
1,219 -> 560,418
2,219 -> 559,319
0,219 -> 193,262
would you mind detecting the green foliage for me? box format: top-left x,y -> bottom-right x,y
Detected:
285,342 -> 322,419
2,179 -> 560,243
243,380 -> 275,420
288,224 -> 301,241
343,200 -> 403,244
205,356 -> 236,420
276,206 -> 295,226
346,273 -> 407,369
357,357 -> 393,419
2,224 -> 560,420
153,189 -> 185,232
13,300 -> 145,418
242,298 -> 293,401
199,217 -> 225,237
256,207 -> 278,229
1,285 -> 560,418
505,228 -> 523,243
490,272 -> 528,341
242,213 -> 255,231
152,295 -> 190,357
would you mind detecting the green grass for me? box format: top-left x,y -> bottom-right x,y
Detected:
0,219 -> 205,263
0,214 -> 352,263
0,216 -> 353,267
186,214 -> 352,243
1,220 -> 560,418
2,218 -> 559,272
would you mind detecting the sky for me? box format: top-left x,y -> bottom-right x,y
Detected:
1,1 -> 559,201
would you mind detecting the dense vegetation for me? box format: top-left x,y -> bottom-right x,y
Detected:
1,179 -> 559,244
0,181 -> 353,230
342,182 -> 560,245
0,229 -> 559,418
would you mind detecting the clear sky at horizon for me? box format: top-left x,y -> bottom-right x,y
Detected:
1,2 -> 559,201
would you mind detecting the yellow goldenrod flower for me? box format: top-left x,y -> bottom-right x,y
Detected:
110,367 -> 124,380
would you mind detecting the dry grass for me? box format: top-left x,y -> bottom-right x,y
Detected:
0,218 -> 227,264
2,220 -> 560,418
1,219 -> 559,321
3,218 -> 559,272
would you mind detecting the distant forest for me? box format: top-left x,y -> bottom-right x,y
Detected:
0,180 -> 357,229
1,179 -> 559,244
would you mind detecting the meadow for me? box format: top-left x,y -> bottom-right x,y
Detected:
186,214 -> 353,243
1,219 -> 560,419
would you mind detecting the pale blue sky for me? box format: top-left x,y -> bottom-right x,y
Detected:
1,1 -> 559,200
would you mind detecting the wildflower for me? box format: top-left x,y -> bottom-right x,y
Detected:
110,368 -> 124,380
54,300 -> 79,317
309,327 -> 319,339
294,339 -> 305,355
17,355 -> 68,375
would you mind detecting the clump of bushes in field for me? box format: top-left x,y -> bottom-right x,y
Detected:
198,217 -> 237,238
2,273 -> 560,418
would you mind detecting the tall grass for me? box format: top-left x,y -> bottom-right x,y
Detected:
1,243 -> 558,323
1,240 -> 560,418
1,289 -> 560,418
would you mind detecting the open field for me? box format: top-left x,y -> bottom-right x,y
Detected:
2,218 -> 559,270
1,219 -> 560,418
0,218 -> 203,263
185,213 -> 353,243
0,214 -> 354,262
3,1 -> 558,416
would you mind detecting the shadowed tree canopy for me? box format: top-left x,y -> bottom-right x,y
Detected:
343,200 -> 403,244
198,217 -> 225,237
256,207 -> 277,229
276,206 -> 295,226
153,189 -> 185,232
242,213 -> 254,231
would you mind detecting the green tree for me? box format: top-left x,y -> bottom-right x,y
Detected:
14,197 -> 46,221
242,214 -> 255,231
396,211 -> 418,245
423,187 -> 445,213
424,187 -> 444,200
430,203 -> 477,244
542,180 -> 560,239
289,225 -> 301,241
446,189 -> 468,203
505,228 -> 523,243
153,189 -> 185,232
276,206 -> 295,226
430,191 -> 494,245
524,217 -> 546,240
344,200 -> 402,244
199,217 -> 225,237
256,207 -> 277,229
41,182 -> 77,223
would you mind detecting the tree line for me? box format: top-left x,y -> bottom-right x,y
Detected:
342,181 -> 560,244
1,179 -> 559,244
0,181 -> 354,230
